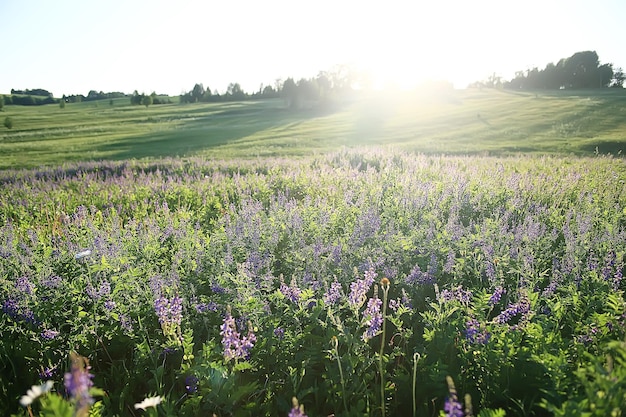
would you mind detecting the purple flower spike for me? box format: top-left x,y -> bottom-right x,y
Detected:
64,352 -> 94,414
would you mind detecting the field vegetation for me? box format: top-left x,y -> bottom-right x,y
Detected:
0,86 -> 626,416
1,88 -> 626,169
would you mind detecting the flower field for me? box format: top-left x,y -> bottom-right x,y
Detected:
1,149 -> 625,416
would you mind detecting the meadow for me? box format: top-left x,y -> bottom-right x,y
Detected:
1,90 -> 626,416
1,88 -> 626,169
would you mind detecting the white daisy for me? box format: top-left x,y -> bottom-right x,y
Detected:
74,249 -> 92,260
134,395 -> 163,410
19,381 -> 54,407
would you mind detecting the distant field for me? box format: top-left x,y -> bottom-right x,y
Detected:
1,88 -> 626,169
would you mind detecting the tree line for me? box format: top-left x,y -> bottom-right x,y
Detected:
474,51 -> 624,90
178,67 -> 357,110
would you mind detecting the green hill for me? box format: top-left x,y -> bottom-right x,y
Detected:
1,88 -> 625,169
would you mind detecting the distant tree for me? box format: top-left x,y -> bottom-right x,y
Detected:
4,116 -> 13,129
503,50 -> 617,90
281,78 -> 298,109
131,90 -> 143,105
598,63 -> 614,87
59,99 -> 65,109
191,83 -> 205,103
202,87 -> 212,101
611,67 -> 625,88
0,95 -> 4,111
226,83 -> 245,100
142,94 -> 152,107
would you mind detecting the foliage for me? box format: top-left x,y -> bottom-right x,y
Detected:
0,149 -> 625,416
503,50 -> 617,90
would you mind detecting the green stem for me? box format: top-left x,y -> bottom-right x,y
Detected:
379,281 -> 389,417
412,352 -> 421,417
332,337 -> 348,413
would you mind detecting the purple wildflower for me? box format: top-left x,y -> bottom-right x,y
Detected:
104,300 -> 116,311
348,267 -> 376,309
362,296 -> 383,341
288,397 -> 308,417
41,275 -> 63,289
439,286 -> 472,305
323,279 -> 344,305
39,366 -> 56,379
488,286 -> 505,306
444,376 -> 464,417
220,308 -> 256,361
464,319 -> 491,344
494,295 -> 530,325
154,296 -> 183,335
406,263 -> 435,285
280,277 -> 301,304
64,352 -> 94,413
16,276 -> 34,295
194,301 -> 218,313
41,329 -> 60,340
185,375 -> 199,394
274,327 -> 285,339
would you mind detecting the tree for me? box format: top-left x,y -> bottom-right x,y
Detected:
0,95 -> 4,112
59,99 -> 65,109
191,83 -> 205,103
4,116 -> 13,129
226,83 -> 245,100
142,95 -> 152,107
611,67 -> 625,88
281,78 -> 298,109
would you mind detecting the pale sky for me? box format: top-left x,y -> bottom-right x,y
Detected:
1,0 -> 625,96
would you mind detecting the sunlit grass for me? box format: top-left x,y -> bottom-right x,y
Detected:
1,89 -> 625,168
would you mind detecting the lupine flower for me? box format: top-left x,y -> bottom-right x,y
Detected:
280,276 -> 301,304
464,319 -> 491,344
134,395 -> 163,410
439,286 -> 472,305
362,294 -> 383,341
41,329 -> 60,340
488,286 -> 505,306
154,296 -> 183,338
405,263 -> 436,285
274,327 -> 285,339
389,288 -> 413,312
19,380 -> 54,407
494,295 -> 530,325
194,301 -> 218,313
348,268 -> 376,309
16,276 -> 34,295
220,307 -> 256,361
64,352 -> 94,414
323,279 -> 344,305
39,366 -> 57,379
185,375 -> 199,394
288,397 -> 308,417
444,376 -> 464,417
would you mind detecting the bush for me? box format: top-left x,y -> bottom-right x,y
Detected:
4,116 -> 13,129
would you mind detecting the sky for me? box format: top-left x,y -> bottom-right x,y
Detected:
2,0 -> 625,97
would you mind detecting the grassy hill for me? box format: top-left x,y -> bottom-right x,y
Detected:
1,88 -> 625,169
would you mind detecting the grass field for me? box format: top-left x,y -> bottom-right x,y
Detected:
1,88 -> 626,169
2,89 -> 626,416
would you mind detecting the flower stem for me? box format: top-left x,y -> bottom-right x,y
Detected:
332,336 -> 348,414
379,278 -> 390,417
412,352 -> 421,417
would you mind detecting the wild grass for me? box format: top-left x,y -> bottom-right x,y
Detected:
1,89 -> 625,169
